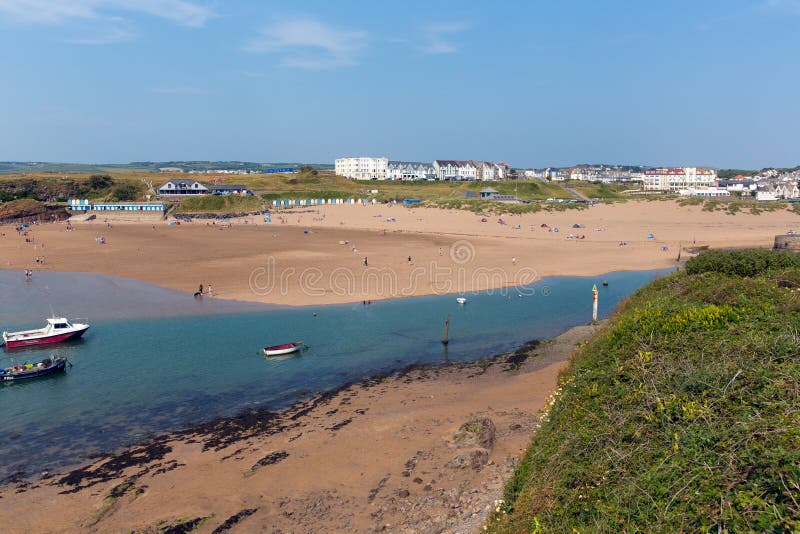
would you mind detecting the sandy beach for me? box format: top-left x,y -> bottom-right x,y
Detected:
0,323 -> 597,533
0,200 -> 795,306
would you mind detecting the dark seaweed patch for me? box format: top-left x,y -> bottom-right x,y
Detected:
211,508 -> 258,534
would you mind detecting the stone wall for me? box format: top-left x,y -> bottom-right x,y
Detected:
774,235 -> 800,251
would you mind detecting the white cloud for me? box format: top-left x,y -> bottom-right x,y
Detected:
0,0 -> 213,28
419,21 -> 469,54
245,18 -> 367,70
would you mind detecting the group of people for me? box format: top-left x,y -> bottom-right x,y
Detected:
195,283 -> 214,297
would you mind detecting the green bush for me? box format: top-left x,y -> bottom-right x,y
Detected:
89,174 -> 113,190
685,249 -> 800,277
112,183 -> 139,201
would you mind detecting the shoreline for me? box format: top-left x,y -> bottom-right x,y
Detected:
0,264 -> 672,312
0,324 -> 600,533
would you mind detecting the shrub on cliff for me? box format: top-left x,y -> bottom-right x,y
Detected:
685,248 -> 800,276
492,251 -> 800,532
112,183 -> 140,201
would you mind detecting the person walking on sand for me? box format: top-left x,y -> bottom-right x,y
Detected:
512,257 -> 517,265
363,257 -> 368,267
208,285 -> 213,297
408,255 -> 412,265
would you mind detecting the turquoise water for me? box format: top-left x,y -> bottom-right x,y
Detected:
0,269 -> 668,480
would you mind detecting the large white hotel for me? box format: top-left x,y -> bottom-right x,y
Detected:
334,156 -> 389,181
642,167 -> 718,192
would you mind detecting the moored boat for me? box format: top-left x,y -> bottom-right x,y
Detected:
1,355 -> 68,382
263,342 -> 304,357
2,318 -> 90,348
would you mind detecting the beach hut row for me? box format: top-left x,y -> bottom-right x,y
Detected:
271,198 -> 377,207
68,199 -> 166,212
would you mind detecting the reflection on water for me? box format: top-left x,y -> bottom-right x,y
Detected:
0,268 -> 668,480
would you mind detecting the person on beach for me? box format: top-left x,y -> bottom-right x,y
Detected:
408,255 -> 412,265
208,285 -> 213,297
363,257 -> 368,267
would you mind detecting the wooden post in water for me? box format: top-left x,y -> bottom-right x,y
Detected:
442,313 -> 450,345
592,284 -> 598,323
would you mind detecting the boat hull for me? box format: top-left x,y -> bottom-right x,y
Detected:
263,343 -> 303,357
3,326 -> 89,348
1,359 -> 67,382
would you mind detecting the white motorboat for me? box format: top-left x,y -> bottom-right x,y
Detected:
3,318 -> 90,348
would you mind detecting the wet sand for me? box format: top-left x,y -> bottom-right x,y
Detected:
0,201 -> 793,306
0,324 -> 598,533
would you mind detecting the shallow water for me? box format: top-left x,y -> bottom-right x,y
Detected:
0,269 -> 668,479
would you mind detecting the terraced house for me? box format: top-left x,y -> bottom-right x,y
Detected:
433,160 -> 477,180
386,161 -> 436,181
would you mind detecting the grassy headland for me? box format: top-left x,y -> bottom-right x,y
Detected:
492,249 -> 800,532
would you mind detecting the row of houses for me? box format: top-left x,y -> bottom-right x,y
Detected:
334,157 -> 511,181
679,179 -> 800,200
156,180 -> 252,196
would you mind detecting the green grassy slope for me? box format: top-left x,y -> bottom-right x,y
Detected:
492,250 -> 800,532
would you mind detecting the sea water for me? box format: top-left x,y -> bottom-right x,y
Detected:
0,269 -> 668,479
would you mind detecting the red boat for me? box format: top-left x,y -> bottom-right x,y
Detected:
2,318 -> 90,348
263,342 -> 304,357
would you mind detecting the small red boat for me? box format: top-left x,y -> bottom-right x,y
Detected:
3,318 -> 90,348
263,342 -> 304,357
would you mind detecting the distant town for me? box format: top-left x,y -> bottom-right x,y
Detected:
334,156 -> 800,201
2,158 -> 800,202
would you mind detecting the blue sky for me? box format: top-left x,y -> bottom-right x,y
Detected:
0,0 -> 798,168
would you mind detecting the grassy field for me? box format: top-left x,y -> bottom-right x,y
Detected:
564,180 -> 631,200
491,249 -> 800,533
174,195 -> 264,213
0,172 -> 574,203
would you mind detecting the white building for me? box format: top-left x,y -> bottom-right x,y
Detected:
387,161 -> 436,181
470,161 -> 498,181
643,167 -> 717,192
158,179 -> 210,196
569,167 -> 592,181
776,182 -> 800,199
495,162 -> 510,180
678,187 -> 730,198
335,156 -> 389,180
433,160 -> 477,180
